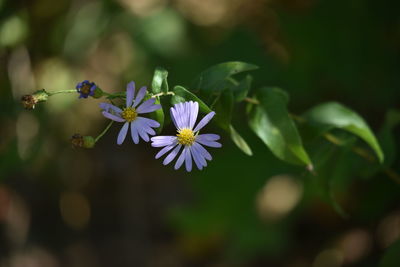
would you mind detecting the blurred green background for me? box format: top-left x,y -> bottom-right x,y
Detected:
1,0 -> 400,266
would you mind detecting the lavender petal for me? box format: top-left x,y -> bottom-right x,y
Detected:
136,98 -> 156,113
192,142 -> 212,161
163,144 -> 182,165
193,111 -> 215,132
137,117 -> 160,128
174,147 -> 187,170
137,104 -> 161,114
117,122 -> 129,145
155,143 -> 177,159
102,111 -> 125,122
99,103 -> 122,113
184,146 -> 192,172
188,101 -> 199,129
190,146 -> 203,170
126,81 -> 135,107
191,143 -> 207,167
151,136 -> 176,147
197,134 -> 220,141
133,86 -> 147,107
195,138 -> 222,148
136,117 -> 156,135
130,122 -> 139,144
136,121 -> 150,142
171,103 -> 186,129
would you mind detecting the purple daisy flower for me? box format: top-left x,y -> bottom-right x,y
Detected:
151,101 -> 221,172
100,81 -> 161,145
76,80 -> 97,98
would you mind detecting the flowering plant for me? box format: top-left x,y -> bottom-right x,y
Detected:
22,61 -> 394,212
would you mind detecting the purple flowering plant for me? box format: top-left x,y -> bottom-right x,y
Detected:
99,81 -> 161,145
22,62 -> 385,177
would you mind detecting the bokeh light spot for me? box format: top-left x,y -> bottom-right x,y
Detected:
256,174 -> 303,221
60,192 -> 91,230
313,249 -> 343,267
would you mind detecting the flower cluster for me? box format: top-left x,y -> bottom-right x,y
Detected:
94,81 -> 221,171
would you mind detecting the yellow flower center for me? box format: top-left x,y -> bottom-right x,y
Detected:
177,128 -> 196,146
121,107 -> 138,122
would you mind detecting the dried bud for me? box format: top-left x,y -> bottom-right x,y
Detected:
71,134 -> 95,149
21,89 -> 49,109
21,95 -> 37,109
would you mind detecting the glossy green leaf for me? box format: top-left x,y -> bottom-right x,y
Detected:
213,90 -> 233,131
227,75 -> 253,102
194,61 -> 258,92
380,239 -> 400,267
229,125 -> 253,156
304,102 -> 384,163
151,67 -> 169,94
248,87 -> 312,166
172,86 -> 212,113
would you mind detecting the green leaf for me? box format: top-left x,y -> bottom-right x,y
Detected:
304,102 -> 384,163
213,90 -> 234,131
151,67 -> 169,94
378,109 -> 400,167
194,61 -> 258,93
171,94 -> 185,105
227,75 -> 253,102
229,125 -> 253,156
148,97 -> 164,134
380,239 -> 400,267
248,87 -> 312,166
172,86 -> 212,113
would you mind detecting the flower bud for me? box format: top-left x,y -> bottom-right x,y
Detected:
92,87 -> 104,99
70,134 -> 95,148
76,80 -> 99,99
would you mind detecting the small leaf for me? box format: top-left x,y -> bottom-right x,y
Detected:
213,90 -> 234,131
304,102 -> 384,163
151,67 -> 169,94
228,75 -> 253,102
194,61 -> 258,93
172,86 -> 212,113
380,239 -> 400,267
229,125 -> 253,156
248,87 -> 312,166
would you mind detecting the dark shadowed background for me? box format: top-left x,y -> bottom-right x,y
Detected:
1,0 -> 400,266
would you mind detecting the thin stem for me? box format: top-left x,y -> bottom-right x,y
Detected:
383,168 -> 400,185
102,92 -> 113,97
47,89 -> 77,96
322,132 -> 400,185
151,91 -> 175,98
244,97 -> 260,105
95,121 -> 114,143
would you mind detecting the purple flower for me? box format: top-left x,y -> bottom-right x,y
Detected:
151,101 -> 221,172
100,81 -> 161,145
76,80 -> 97,98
